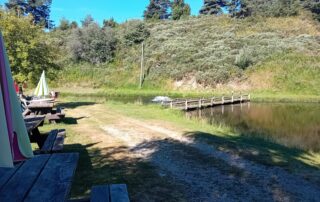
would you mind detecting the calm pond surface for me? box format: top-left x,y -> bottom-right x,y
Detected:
186,102 -> 320,152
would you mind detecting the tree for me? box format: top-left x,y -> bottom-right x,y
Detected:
103,18 -> 117,28
228,0 -> 252,18
81,15 -> 94,27
144,0 -> 171,20
199,0 -> 227,15
5,0 -> 53,29
172,0 -> 191,20
123,20 -> 150,45
243,0 -> 299,17
59,18 -> 70,30
155,0 -> 171,19
0,9 -> 59,84
68,23 -> 117,64
70,21 -> 78,29
144,0 -> 162,19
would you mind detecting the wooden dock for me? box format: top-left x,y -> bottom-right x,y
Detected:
163,94 -> 250,110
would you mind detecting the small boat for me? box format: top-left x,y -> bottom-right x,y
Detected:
152,96 -> 172,103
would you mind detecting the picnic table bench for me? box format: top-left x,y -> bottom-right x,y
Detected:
0,153 -> 79,202
24,116 -> 65,153
91,184 -> 130,202
27,102 -> 54,115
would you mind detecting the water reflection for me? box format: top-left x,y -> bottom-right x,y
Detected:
187,103 -> 320,152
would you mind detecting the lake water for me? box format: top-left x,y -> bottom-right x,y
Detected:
186,102 -> 320,152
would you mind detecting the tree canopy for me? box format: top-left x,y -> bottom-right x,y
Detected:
0,9 -> 58,84
5,0 -> 53,28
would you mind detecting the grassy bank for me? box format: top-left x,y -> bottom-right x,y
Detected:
53,86 -> 320,103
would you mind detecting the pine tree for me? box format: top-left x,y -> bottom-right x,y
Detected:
172,0 -> 191,20
81,15 -> 94,27
144,0 -> 161,19
103,18 -> 117,28
6,0 -> 53,29
228,0 -> 252,18
199,0 -> 227,15
144,0 -> 171,20
155,0 -> 171,19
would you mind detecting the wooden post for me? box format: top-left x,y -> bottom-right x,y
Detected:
240,95 -> 243,102
211,97 -> 214,106
139,42 -> 144,89
185,100 -> 188,110
222,96 -> 224,104
170,101 -> 173,109
199,99 -> 202,109
248,94 -> 251,100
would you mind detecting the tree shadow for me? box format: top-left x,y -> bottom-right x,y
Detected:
62,117 -> 87,125
64,142 -> 186,202
63,133 -> 320,201
57,102 -> 96,109
184,131 -> 320,183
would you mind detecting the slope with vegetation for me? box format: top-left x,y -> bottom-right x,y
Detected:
0,0 -> 319,99
53,13 -> 320,98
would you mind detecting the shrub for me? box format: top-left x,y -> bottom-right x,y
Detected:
67,23 -> 117,64
123,20 -> 150,46
235,49 -> 252,70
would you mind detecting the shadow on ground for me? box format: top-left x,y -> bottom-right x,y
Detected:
62,117 -> 87,125
185,131 -> 320,174
57,102 -> 96,109
63,129 -> 320,201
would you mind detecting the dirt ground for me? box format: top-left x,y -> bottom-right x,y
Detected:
64,103 -> 320,202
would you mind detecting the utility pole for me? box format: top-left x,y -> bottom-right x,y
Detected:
139,42 -> 144,89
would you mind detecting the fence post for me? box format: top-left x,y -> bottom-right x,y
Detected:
185,100 -> 188,110
241,95 -> 243,102
199,99 -> 202,109
222,96 -> 224,104
211,97 -> 214,106
248,94 -> 251,100
170,101 -> 173,109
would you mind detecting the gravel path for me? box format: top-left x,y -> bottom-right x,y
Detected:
101,121 -> 320,202
68,104 -> 320,202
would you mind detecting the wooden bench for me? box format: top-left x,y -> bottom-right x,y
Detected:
91,184 -> 130,202
40,129 -> 66,153
0,153 -> 79,201
47,107 -> 66,123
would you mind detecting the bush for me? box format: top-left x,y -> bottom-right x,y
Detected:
123,20 -> 150,46
67,23 -> 117,64
235,49 -> 252,70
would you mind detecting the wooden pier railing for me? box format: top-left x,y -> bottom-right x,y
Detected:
162,94 -> 250,110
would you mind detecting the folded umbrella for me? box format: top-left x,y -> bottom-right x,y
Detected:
0,32 -> 33,168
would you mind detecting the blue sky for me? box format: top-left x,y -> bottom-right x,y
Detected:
0,0 -> 203,26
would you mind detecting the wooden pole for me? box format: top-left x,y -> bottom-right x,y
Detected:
185,100 -> 188,110
139,42 -> 144,89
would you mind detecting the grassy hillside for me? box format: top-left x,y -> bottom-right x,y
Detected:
56,14 -> 320,97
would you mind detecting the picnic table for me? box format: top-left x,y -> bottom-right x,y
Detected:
0,153 -> 79,202
27,102 -> 54,115
24,116 -> 65,153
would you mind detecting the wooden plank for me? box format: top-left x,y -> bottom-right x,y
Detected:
24,153 -> 79,202
91,185 -> 110,202
52,132 -> 65,152
0,163 -> 22,189
41,130 -> 58,153
0,155 -> 50,201
110,184 -> 129,202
